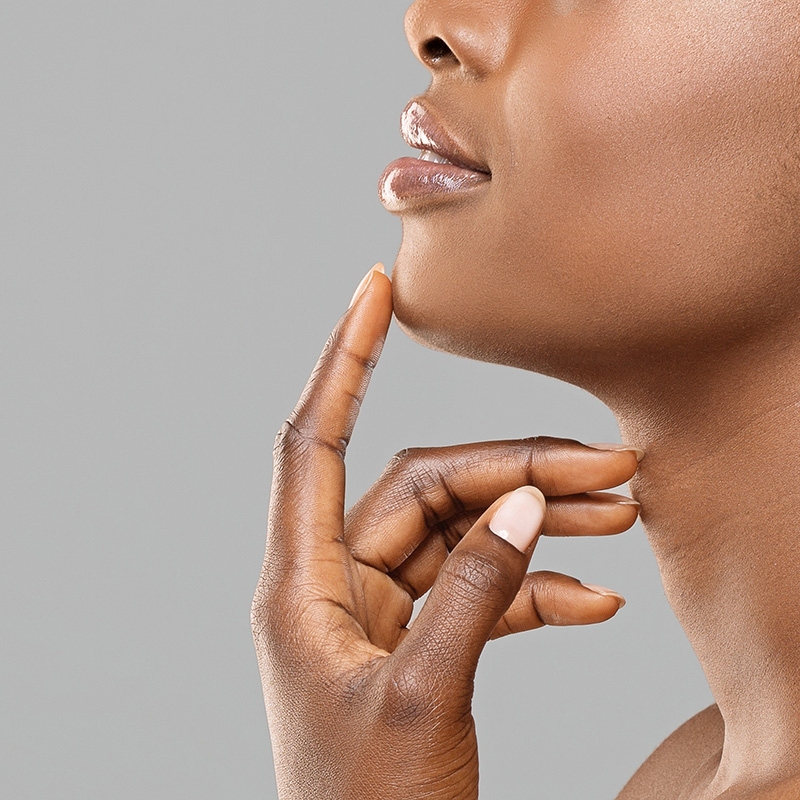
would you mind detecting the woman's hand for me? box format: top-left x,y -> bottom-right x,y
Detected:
251,265 -> 641,800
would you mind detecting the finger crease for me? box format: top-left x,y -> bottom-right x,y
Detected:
436,469 -> 468,517
529,583 -> 548,628
283,419 -> 347,462
344,389 -> 363,410
405,475 -> 435,527
340,347 -> 378,373
435,516 -> 467,552
325,598 -> 368,638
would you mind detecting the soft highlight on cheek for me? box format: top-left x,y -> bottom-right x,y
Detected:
528,2 -> 800,326
390,0 -> 800,377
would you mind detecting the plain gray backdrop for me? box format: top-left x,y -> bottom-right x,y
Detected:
1,2 -> 713,798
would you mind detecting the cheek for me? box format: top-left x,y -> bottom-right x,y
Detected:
504,3 -> 800,343
391,3 -> 800,371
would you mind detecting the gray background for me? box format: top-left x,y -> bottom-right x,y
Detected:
1,2 -> 712,798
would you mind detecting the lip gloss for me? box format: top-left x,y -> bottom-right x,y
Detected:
379,157 -> 490,212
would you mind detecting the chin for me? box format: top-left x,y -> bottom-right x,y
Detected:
389,242 -> 579,381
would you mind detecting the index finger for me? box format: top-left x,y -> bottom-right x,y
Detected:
268,264 -> 392,557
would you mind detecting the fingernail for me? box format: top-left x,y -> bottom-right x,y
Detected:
582,583 -> 626,609
587,442 -> 645,462
348,263 -> 385,309
590,491 -> 640,507
489,486 -> 546,553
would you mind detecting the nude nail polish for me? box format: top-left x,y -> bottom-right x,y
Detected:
582,583 -> 626,608
348,263 -> 385,309
488,486 -> 546,553
587,442 -> 645,462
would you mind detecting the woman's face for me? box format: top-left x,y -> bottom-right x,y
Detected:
382,0 -> 800,380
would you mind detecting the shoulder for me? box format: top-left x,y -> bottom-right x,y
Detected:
616,703 -> 724,800
617,704 -> 800,800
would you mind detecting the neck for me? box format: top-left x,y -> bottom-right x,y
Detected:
595,324 -> 800,788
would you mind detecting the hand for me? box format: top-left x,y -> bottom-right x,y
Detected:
251,264 -> 641,800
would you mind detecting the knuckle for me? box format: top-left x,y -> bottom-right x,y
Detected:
273,417 -> 346,464
521,435 -> 558,472
386,447 -> 424,473
383,448 -> 465,527
521,435 -> 583,464
519,435 -> 579,487
273,419 -> 300,459
520,435 -> 574,450
530,572 -> 563,625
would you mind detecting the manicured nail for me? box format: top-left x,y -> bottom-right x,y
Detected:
588,491 -> 640,507
348,263 -> 385,309
582,584 -> 626,609
489,486 -> 546,553
587,442 -> 645,462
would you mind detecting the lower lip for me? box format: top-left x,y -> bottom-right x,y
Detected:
378,157 -> 490,212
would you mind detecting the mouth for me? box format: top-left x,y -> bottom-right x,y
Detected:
379,99 -> 491,212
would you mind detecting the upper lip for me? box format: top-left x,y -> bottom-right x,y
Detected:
400,99 -> 491,176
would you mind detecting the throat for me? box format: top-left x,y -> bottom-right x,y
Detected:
604,333 -> 800,786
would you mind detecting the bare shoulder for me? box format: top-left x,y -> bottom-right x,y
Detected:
616,703 -> 724,800
617,704 -> 800,800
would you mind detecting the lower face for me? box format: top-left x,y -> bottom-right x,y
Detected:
386,0 -> 800,382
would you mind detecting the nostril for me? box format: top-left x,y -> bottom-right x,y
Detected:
421,37 -> 457,65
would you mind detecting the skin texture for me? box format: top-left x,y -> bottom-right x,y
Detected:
254,1 -> 800,798
252,270 -> 637,799
393,0 -> 800,387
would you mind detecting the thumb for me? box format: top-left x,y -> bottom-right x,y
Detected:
395,486 -> 546,686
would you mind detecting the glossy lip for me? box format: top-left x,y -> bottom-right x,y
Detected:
379,99 -> 491,212
399,99 -> 490,174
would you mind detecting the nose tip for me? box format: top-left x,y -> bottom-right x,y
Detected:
404,0 -> 515,78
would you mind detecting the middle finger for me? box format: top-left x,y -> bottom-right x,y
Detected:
345,437 -> 641,573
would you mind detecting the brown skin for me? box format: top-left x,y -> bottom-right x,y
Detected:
252,272 -> 637,799
393,1 -> 800,797
394,0 -> 800,385
254,1 -> 800,798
